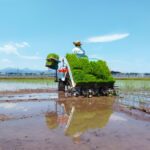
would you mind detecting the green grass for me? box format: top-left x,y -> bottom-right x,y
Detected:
0,77 -> 54,84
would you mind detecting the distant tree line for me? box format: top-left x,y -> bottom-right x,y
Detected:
111,71 -> 150,78
0,71 -> 55,78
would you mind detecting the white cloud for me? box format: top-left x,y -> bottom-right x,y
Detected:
0,42 -> 42,60
20,55 -> 42,60
86,33 -> 130,43
0,42 -> 29,55
0,43 -> 19,55
15,42 -> 30,48
0,58 -> 14,68
1,58 -> 11,63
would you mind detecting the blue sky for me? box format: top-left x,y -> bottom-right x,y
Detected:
0,0 -> 150,72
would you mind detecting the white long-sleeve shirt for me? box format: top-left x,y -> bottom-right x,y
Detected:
72,47 -> 85,55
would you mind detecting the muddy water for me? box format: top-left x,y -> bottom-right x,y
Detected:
0,93 -> 58,102
0,81 -> 58,102
0,94 -> 150,150
0,81 -> 57,91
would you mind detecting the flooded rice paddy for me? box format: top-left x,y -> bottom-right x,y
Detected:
115,80 -> 150,113
0,79 -> 57,91
0,79 -> 150,150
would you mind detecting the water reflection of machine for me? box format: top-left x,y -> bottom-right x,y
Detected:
45,42 -> 116,97
45,97 -> 115,141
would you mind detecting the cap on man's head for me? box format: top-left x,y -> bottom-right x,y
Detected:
73,41 -> 82,47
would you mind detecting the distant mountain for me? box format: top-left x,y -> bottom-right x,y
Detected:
0,67 -> 52,73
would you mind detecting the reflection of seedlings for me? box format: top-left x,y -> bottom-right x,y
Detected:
45,98 -> 115,143
45,112 -> 58,129
64,100 -> 113,137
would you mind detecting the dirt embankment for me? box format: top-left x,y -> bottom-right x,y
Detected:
113,103 -> 150,121
0,114 -> 12,121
